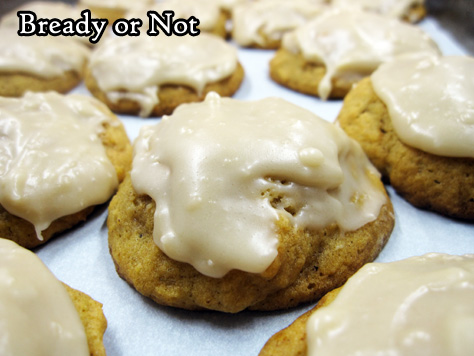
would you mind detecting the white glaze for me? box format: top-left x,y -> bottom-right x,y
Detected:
131,93 -> 386,278
0,27 -> 90,78
333,0 -> 425,20
307,253 -> 474,356
232,0 -> 327,47
127,0 -> 221,33
282,8 -> 440,99
0,1 -> 93,45
371,54 -> 474,158
0,238 -> 89,356
88,33 -> 238,116
0,92 -> 118,240
79,0 -> 154,11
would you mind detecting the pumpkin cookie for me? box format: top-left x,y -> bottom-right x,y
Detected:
231,0 -> 327,49
270,8 -> 439,100
337,55 -> 474,219
260,253 -> 474,355
108,93 -> 394,313
0,1 -> 94,46
85,33 -> 243,117
0,238 -> 107,356
331,0 -> 427,23
0,92 -> 132,248
78,0 -> 153,23
126,0 -> 228,38
0,27 -> 90,97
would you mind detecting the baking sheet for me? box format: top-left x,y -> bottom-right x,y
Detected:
34,17 -> 474,356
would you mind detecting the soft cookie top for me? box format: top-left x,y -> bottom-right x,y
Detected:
231,0 -> 328,48
126,0 -> 223,36
371,54 -> 474,158
0,238 -> 89,356
131,92 -> 387,278
0,27 -> 90,80
306,253 -> 474,355
78,0 -> 154,13
87,33 -> 239,117
281,7 -> 439,99
0,92 -> 119,241
1,1 -> 94,45
332,0 -> 426,22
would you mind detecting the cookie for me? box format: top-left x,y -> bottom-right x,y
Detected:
211,0 -> 247,18
0,1 -> 94,46
0,27 -> 90,97
126,0 -> 228,38
64,285 -> 108,356
270,8 -> 439,100
85,33 -> 244,117
331,0 -> 427,23
108,93 -> 394,313
0,92 -> 132,248
259,288 -> 340,356
78,0 -> 154,23
337,55 -> 474,220
231,0 -> 327,49
0,238 -> 107,356
260,253 -> 474,355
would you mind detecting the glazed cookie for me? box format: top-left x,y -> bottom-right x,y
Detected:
78,0 -> 154,23
231,0 -> 327,49
260,253 -> 474,355
337,55 -> 474,219
85,33 -> 243,117
210,0 -> 246,18
0,27 -> 90,97
127,0 -> 228,38
0,238 -> 107,356
108,93 -> 394,313
0,92 -> 132,248
0,1 -> 93,46
269,8 -> 439,100
331,0 -> 427,23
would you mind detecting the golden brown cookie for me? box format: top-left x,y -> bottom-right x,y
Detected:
337,77 -> 474,220
230,0 -> 325,50
0,1 -> 94,47
108,174 -> 394,313
0,70 -> 84,97
0,97 -> 132,249
85,62 -> 244,117
269,7 -> 438,101
78,0 -> 143,23
403,2 -> 427,23
240,29 -> 284,50
0,237 -> 108,355
81,0 -> 227,37
331,0 -> 427,24
261,253 -> 474,355
108,94 -> 394,313
0,27 -> 90,97
269,49 -> 354,99
206,10 -> 228,38
64,284 -> 108,356
259,287 -> 340,356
